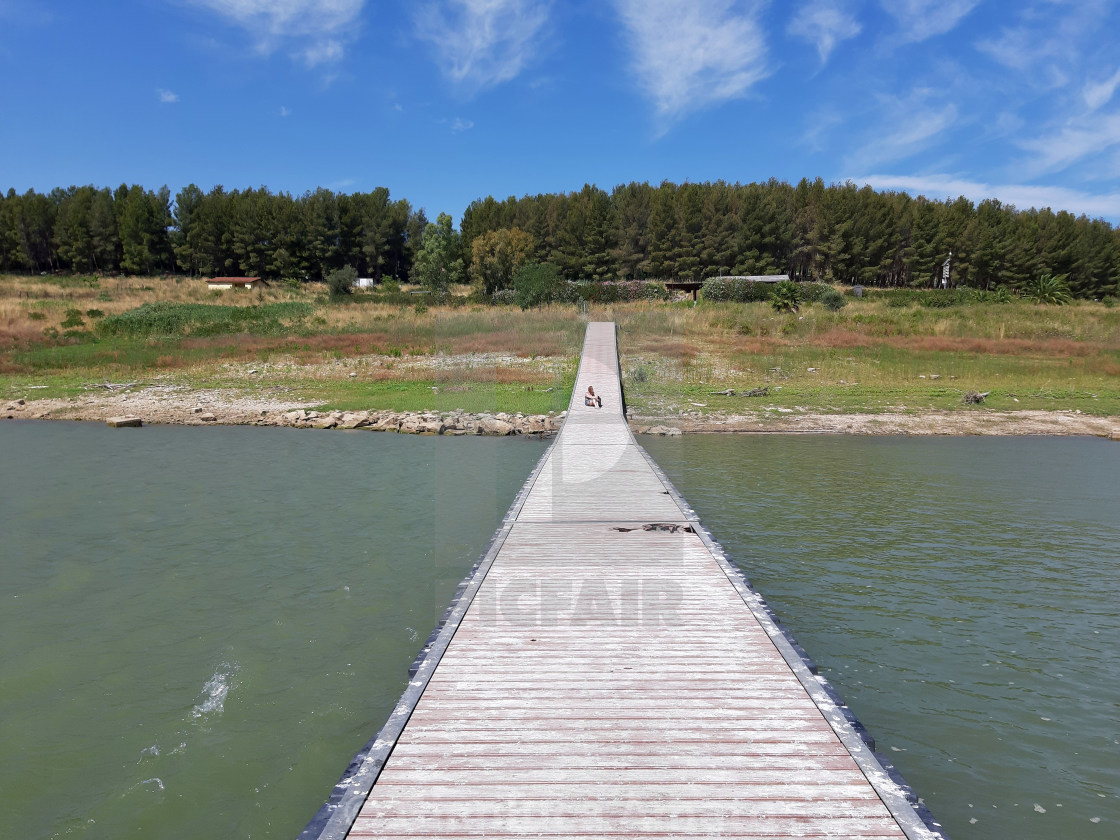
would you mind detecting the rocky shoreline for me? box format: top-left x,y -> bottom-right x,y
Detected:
4,390 -> 1119,439
3,398 -> 565,436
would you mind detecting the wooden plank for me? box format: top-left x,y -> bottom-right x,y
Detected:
327,323 -> 936,840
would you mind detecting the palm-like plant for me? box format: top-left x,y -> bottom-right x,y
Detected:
1022,273 -> 1072,305
770,280 -> 803,312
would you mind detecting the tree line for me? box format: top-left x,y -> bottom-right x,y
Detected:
461,179 -> 1120,298
0,184 -> 427,283
2,178 -> 1118,298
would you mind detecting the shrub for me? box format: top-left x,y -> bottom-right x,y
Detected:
85,308 -> 105,319
821,289 -> 847,311
326,265 -> 357,300
799,282 -> 832,303
701,277 -> 772,303
924,289 -> 973,307
61,308 -> 85,328
1102,295 -> 1117,308
490,289 -> 517,306
28,311 -> 46,321
512,262 -> 565,309
560,280 -> 670,304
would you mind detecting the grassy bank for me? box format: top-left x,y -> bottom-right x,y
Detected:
615,301 -> 1120,417
2,274 -> 1118,420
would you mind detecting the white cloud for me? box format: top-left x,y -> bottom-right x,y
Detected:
881,0 -> 980,44
975,1 -> 1111,88
857,173 -> 1120,220
415,0 -> 551,91
279,105 -> 292,117
1083,67 -> 1120,111
1018,111 -> 1120,177
185,0 -> 363,66
157,88 -> 180,103
615,0 -> 770,123
788,2 -> 861,64
844,87 -> 959,170
450,117 -> 474,132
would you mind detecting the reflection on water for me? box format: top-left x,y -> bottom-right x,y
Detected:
644,434 -> 1120,840
0,422 -> 547,840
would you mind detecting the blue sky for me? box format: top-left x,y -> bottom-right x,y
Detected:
2,0 -> 1120,224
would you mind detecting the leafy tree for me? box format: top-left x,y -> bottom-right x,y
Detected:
470,227 -> 533,294
413,212 -> 465,295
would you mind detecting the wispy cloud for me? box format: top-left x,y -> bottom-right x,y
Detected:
279,105 -> 292,117
415,0 -> 551,92
615,0 -> 770,124
880,0 -> 979,44
858,173 -> 1120,220
450,117 -> 474,132
1018,111 -> 1120,177
844,87 -> 959,170
184,0 -> 364,66
1084,67 -> 1120,111
975,0 -> 1110,88
157,88 -> 180,103
787,1 -> 861,64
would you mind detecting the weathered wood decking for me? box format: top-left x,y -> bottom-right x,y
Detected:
303,322 -> 945,840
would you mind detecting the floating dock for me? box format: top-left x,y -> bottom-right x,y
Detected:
301,322 -> 946,839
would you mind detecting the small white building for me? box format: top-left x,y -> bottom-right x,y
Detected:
355,277 -> 376,289
206,276 -> 263,290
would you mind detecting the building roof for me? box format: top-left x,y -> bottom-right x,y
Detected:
206,277 -> 262,284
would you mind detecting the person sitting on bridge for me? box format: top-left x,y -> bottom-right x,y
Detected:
584,385 -> 602,408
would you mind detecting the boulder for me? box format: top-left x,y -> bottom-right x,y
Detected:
478,416 -> 515,436
645,425 -> 680,436
106,416 -> 143,428
337,412 -> 370,429
371,413 -> 403,431
199,413 -> 217,422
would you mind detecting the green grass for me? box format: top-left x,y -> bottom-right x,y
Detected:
97,301 -> 312,338
10,337 -> 238,372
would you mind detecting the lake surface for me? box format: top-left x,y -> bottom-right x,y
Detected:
3,425 -> 1117,839
645,434 -> 1119,839
0,422 -> 548,840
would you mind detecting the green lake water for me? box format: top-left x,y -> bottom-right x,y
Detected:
2,424 -> 1117,839
645,434 -> 1119,839
0,422 -> 548,839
